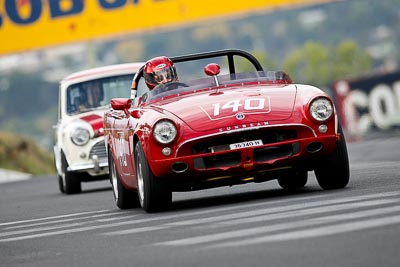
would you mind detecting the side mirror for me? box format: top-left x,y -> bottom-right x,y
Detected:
204,63 -> 221,86
204,63 -> 221,76
111,98 -> 131,111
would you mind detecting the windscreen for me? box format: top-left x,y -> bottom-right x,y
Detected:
66,74 -> 133,115
143,70 -> 292,103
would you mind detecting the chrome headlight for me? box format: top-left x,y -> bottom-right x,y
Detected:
153,120 -> 177,144
71,127 -> 90,146
309,98 -> 333,122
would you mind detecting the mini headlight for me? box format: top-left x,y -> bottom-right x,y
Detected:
309,98 -> 333,122
153,120 -> 177,144
71,127 -> 90,146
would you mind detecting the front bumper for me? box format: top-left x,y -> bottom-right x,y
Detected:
149,134 -> 338,183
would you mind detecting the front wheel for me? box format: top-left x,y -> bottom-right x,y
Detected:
60,152 -> 81,194
135,142 -> 172,213
108,149 -> 139,209
314,125 -> 350,190
57,174 -> 65,193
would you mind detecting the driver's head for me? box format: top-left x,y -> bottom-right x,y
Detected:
83,81 -> 103,108
143,56 -> 178,90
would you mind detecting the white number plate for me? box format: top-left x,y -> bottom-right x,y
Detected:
229,140 -> 263,150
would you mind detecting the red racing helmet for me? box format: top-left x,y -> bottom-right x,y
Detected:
143,56 -> 178,90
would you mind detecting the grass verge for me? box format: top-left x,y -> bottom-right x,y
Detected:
0,132 -> 55,175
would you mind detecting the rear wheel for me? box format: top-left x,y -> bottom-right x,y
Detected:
314,125 -> 350,189
108,149 -> 139,209
135,142 -> 172,213
278,170 -> 308,191
61,152 -> 81,194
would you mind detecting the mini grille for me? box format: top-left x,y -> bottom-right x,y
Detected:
89,140 -> 107,160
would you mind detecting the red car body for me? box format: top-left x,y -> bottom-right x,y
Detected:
104,49 -> 350,212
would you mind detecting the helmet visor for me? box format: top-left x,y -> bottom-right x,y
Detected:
153,67 -> 175,84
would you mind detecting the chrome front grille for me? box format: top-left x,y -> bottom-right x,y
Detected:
89,140 -> 107,160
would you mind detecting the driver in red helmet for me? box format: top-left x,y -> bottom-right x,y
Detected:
143,56 -> 178,90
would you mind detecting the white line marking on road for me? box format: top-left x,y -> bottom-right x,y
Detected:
4,212 -> 124,230
3,191 -> 400,243
156,205 -> 400,247
0,194 -> 329,242
218,198 -> 400,226
210,214 -> 400,248
0,223 -> 83,238
166,191 -> 400,226
0,193 -> 328,228
101,226 -> 168,235
0,219 -> 153,242
0,210 -> 112,227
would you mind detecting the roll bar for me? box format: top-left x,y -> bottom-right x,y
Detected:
131,49 -> 264,90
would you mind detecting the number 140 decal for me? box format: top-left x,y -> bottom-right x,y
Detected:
211,97 -> 270,117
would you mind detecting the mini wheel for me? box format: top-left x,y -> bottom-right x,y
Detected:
61,152 -> 81,194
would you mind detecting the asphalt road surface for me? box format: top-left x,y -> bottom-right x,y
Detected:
1,136 -> 400,267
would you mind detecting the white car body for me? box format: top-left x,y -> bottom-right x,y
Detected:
54,63 -> 143,194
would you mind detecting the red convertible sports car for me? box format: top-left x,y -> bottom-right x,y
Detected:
104,49 -> 350,212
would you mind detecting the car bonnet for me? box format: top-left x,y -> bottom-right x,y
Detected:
150,84 -> 297,132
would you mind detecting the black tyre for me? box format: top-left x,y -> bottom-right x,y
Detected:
54,152 -> 65,193
61,152 -> 81,194
135,142 -> 172,213
278,170 -> 308,191
58,174 -> 65,193
108,149 -> 139,209
314,125 -> 350,190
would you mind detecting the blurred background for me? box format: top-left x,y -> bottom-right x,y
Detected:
0,0 -> 399,174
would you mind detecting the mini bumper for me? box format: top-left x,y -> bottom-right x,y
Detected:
67,155 -> 108,173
